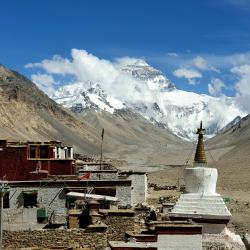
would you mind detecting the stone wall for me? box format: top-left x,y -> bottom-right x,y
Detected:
3,229 -> 107,250
116,185 -> 131,206
103,212 -> 135,241
78,170 -> 118,180
4,186 -> 66,224
4,181 -> 132,228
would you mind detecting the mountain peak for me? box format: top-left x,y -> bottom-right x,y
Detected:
127,59 -> 150,67
121,60 -> 175,91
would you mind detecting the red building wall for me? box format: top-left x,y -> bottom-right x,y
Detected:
0,146 -> 73,181
49,160 -> 73,175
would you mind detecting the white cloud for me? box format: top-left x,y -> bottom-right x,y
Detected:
25,49 -> 250,114
153,52 -> 250,72
25,55 -> 75,75
204,52 -> 250,69
226,0 -> 250,8
192,56 -> 219,73
167,52 -> 178,57
173,68 -> 202,85
208,78 -> 226,96
25,49 -> 154,103
31,73 -> 56,95
193,56 -> 208,70
231,64 -> 250,111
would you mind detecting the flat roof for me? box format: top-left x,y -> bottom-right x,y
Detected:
7,179 -> 131,187
77,170 -> 118,173
78,162 -> 111,165
27,158 -> 73,161
119,171 -> 147,175
109,241 -> 157,249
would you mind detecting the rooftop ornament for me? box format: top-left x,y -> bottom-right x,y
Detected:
194,121 -> 207,166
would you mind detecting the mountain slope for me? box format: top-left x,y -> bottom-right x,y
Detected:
0,64 -> 102,154
0,64 -> 191,165
78,108 -> 192,166
207,114 -> 250,191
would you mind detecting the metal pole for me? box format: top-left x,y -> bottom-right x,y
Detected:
0,189 -> 3,250
100,128 -> 104,170
0,182 -> 5,250
0,181 -> 8,250
100,141 -> 103,170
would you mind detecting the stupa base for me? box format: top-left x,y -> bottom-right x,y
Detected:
169,193 -> 231,234
202,228 -> 246,249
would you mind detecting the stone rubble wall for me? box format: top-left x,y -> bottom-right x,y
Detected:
115,186 -> 131,206
3,214 -> 136,249
86,172 -> 117,180
103,215 -> 135,241
3,229 -> 107,250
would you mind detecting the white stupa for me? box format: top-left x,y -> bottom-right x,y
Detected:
169,122 -> 231,234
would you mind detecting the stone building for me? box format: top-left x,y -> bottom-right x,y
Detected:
2,178 -> 133,229
2,170 -> 148,229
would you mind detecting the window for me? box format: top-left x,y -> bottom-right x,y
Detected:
95,188 -> 116,197
23,191 -> 37,207
29,146 -> 38,158
3,192 -> 9,208
40,146 -> 49,158
67,148 -> 72,159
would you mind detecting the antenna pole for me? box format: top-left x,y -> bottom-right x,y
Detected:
100,128 -> 104,170
0,181 -> 9,250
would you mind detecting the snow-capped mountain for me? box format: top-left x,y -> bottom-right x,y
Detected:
52,60 -> 246,140
53,82 -> 126,114
120,59 -> 175,91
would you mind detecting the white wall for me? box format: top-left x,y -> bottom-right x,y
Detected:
127,173 -> 148,206
157,234 -> 202,250
184,167 -> 218,194
201,223 -> 227,234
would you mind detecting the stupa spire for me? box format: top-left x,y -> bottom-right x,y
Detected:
194,121 -> 207,166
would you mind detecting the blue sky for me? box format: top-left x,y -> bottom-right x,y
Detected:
1,0 -> 250,98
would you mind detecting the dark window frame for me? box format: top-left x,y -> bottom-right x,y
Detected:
23,191 -> 38,208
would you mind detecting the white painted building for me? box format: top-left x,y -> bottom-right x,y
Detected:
119,171 -> 148,206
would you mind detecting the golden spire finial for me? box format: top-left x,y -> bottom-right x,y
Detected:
194,121 -> 207,166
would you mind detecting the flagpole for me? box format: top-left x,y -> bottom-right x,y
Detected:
100,128 -> 104,170
0,181 -> 9,250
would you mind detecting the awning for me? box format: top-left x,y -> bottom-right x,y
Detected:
66,191 -> 118,202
